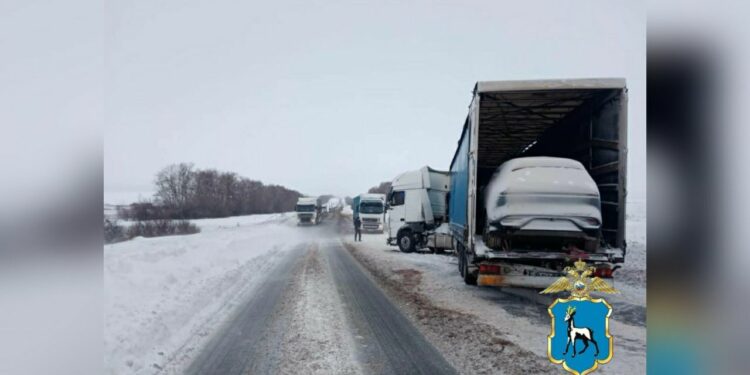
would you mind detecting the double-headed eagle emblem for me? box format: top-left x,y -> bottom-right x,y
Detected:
540,259 -> 618,298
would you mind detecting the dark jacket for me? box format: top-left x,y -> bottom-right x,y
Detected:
354,217 -> 361,229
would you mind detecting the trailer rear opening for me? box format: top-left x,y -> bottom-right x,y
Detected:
449,79 -> 628,287
475,80 -> 627,249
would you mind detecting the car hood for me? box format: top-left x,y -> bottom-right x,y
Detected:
489,166 -> 599,196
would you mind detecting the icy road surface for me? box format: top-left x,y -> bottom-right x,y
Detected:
105,213 -> 455,374
186,240 -> 455,375
105,200 -> 645,374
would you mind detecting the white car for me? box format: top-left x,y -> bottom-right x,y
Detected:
483,157 -> 602,252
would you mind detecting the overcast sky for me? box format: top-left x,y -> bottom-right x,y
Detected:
104,0 -> 645,202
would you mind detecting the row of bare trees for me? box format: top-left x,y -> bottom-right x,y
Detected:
119,163 -> 302,220
368,181 -> 391,195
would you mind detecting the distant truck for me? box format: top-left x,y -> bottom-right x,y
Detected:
387,79 -> 628,289
385,167 -> 453,253
327,197 -> 343,213
296,196 -> 321,225
352,193 -> 386,232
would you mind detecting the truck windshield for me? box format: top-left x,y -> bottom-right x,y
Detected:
359,201 -> 383,214
296,204 -> 316,212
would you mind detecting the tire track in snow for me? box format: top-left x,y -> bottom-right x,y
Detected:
183,232 -> 457,374
184,241 -> 364,374
184,244 -> 305,374
274,242 -> 363,374
326,241 -> 458,375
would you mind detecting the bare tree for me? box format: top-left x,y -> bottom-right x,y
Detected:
155,163 -> 195,217
368,181 -> 392,195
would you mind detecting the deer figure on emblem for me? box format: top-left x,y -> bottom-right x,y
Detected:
563,306 -> 600,357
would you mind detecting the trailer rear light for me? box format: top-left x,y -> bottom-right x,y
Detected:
479,264 -> 502,275
593,267 -> 613,278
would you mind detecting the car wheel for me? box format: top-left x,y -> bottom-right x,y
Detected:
397,230 -> 415,253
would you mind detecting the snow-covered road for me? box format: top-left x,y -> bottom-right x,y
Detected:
105,201 -> 646,374
105,214 -> 455,375
186,239 -> 455,375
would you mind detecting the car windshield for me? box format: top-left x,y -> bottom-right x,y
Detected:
360,201 -> 383,214
296,204 -> 316,212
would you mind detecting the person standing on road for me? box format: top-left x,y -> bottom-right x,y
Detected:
353,216 -> 362,242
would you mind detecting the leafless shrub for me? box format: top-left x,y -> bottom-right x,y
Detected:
125,219 -> 200,239
104,219 -> 200,243
104,218 -> 127,244
117,200 -> 175,221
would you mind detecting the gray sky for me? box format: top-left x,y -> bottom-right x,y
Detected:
104,0 -> 645,201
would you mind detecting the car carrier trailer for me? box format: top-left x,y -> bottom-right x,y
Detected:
449,79 -> 628,287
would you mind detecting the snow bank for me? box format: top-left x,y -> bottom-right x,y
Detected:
104,212 -> 303,374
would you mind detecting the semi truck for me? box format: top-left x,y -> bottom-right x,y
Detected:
295,196 -> 321,225
387,78 -> 628,289
385,166 -> 453,253
352,193 -> 386,232
324,197 -> 343,214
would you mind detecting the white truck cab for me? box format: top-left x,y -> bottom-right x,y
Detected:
355,193 -> 386,232
386,167 -> 452,252
295,197 -> 319,225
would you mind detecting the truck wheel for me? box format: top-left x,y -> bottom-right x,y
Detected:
458,245 -> 465,276
397,231 -> 415,253
460,246 -> 478,285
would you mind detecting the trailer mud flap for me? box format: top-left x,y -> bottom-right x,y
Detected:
478,274 -> 504,286
478,274 -> 560,289
477,262 -> 564,288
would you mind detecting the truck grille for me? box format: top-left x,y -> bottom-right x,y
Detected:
362,218 -> 378,223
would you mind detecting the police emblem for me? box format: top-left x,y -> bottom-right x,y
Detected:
541,259 -> 618,374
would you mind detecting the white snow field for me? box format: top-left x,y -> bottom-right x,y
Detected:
104,212 -> 310,374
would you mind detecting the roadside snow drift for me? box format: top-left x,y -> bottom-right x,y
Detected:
104,213 -> 304,374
